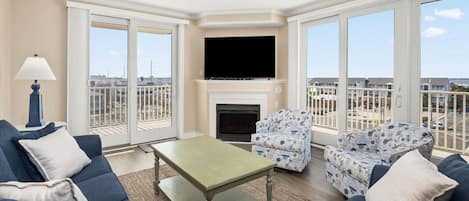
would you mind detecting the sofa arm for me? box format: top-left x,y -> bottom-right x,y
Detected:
369,165 -> 390,187
74,135 -> 102,158
0,199 -> 18,201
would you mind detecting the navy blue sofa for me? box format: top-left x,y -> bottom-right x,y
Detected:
348,154 -> 469,201
0,120 -> 128,201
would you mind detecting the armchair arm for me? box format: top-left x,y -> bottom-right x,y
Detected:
256,120 -> 270,133
74,135 -> 102,158
369,165 -> 390,188
380,133 -> 434,164
338,127 -> 380,152
381,143 -> 433,165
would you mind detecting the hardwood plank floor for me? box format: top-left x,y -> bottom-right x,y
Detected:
107,143 -> 345,201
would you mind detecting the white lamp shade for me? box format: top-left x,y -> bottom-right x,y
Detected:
15,56 -> 56,80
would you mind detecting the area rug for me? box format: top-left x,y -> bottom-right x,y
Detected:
118,165 -> 309,201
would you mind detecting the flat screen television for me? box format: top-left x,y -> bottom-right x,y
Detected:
204,36 -> 275,79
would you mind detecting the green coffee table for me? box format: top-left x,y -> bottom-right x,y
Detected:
151,136 -> 275,201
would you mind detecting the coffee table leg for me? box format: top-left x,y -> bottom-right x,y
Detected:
266,169 -> 272,201
154,154 -> 160,195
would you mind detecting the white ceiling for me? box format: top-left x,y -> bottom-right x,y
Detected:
118,0 -> 325,16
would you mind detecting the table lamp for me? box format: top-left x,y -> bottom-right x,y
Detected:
15,54 -> 56,127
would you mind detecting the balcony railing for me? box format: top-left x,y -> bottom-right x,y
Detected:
89,85 -> 172,129
420,90 -> 469,155
306,86 -> 392,131
306,85 -> 469,155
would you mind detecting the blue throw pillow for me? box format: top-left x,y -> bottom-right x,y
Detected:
13,122 -> 57,152
437,154 -> 469,201
0,148 -> 16,182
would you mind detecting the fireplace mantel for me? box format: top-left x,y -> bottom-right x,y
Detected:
194,79 -> 286,137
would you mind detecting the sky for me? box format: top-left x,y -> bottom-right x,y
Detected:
307,0 -> 468,79
90,27 -> 172,78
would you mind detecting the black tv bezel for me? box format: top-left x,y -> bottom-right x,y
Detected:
204,36 -> 276,80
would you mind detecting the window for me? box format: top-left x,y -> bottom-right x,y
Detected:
347,10 -> 394,131
420,0 -> 469,153
305,20 -> 339,129
89,22 -> 129,136
136,28 -> 173,130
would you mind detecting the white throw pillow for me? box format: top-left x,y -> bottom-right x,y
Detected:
0,178 -> 87,201
366,150 -> 458,201
18,128 -> 91,180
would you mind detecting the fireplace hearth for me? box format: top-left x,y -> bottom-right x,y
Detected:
216,104 -> 260,142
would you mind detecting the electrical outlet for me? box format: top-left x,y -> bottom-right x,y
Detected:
275,87 -> 282,93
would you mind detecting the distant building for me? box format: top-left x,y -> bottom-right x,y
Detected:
307,77 -> 450,91
90,75 -> 171,87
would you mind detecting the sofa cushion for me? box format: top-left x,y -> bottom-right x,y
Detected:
0,120 -> 43,182
437,154 -> 469,201
71,156 -> 113,183
0,148 -> 16,182
325,146 -> 383,184
13,122 -> 57,141
251,133 -> 306,152
76,173 -> 128,201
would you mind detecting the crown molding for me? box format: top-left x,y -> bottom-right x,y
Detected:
198,21 -> 284,29
283,0 -> 350,16
67,1 -> 190,24
196,9 -> 285,18
74,0 -> 195,19
71,0 -> 362,22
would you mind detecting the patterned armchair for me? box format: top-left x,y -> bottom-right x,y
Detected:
324,122 -> 434,198
251,109 -> 313,172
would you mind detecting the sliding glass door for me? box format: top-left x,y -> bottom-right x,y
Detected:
419,0 -> 469,153
132,24 -> 177,144
346,9 -> 395,131
89,16 -> 178,147
305,18 -> 339,130
89,18 -> 130,147
302,5 -> 396,135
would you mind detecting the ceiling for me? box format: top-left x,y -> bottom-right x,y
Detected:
116,0 -> 327,16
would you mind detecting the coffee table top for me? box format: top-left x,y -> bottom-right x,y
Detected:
151,136 -> 275,191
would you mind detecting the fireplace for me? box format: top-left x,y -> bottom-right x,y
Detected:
216,104 -> 260,142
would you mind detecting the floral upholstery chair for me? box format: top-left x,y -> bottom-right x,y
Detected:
324,122 -> 434,198
251,109 -> 313,172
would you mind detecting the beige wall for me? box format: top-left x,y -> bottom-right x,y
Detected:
0,0 -> 12,119
7,0 -> 68,125
183,22 -> 204,133
2,1 -> 288,135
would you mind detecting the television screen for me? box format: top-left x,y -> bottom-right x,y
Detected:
204,36 -> 275,79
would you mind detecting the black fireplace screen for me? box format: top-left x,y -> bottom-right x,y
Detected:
216,104 -> 260,142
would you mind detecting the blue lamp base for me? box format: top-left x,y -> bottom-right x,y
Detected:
26,80 -> 45,128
